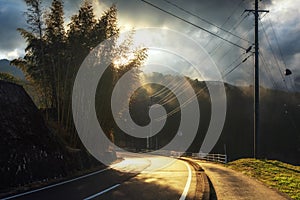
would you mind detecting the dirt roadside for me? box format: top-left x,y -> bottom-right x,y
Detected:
196,161 -> 292,200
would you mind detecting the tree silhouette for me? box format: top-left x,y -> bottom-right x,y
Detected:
12,0 -> 147,149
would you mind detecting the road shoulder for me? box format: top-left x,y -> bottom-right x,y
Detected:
196,161 -> 291,200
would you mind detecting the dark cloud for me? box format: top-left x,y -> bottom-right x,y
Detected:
0,1 -> 26,53
0,0 -> 299,90
113,0 -> 251,29
0,0 -> 83,58
260,15 -> 300,66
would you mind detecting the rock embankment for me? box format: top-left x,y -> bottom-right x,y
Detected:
0,81 -> 101,192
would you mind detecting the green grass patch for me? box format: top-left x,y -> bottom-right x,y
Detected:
227,158 -> 300,200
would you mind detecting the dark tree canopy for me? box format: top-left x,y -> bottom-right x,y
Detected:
12,0 -> 147,148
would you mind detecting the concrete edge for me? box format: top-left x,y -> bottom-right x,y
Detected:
179,157 -> 211,200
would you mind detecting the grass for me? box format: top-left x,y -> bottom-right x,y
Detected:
227,158 -> 300,200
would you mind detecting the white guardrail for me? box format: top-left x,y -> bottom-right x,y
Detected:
159,150 -> 228,164
191,153 -> 228,164
117,148 -> 228,164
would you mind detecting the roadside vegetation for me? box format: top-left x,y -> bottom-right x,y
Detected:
227,158 -> 300,200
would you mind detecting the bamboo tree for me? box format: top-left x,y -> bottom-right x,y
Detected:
13,0 -> 148,150
11,0 -> 50,109
45,0 -> 66,124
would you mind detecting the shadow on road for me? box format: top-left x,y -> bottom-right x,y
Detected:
100,176 -> 184,200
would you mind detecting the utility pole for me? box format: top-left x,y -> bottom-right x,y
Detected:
245,0 -> 268,159
148,96 -> 153,150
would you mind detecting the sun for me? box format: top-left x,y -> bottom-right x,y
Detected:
113,53 -> 135,68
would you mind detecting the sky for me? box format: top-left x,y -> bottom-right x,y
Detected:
0,0 -> 299,90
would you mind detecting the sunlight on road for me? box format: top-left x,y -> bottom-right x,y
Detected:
107,152 -> 194,199
111,152 -> 178,173
110,157 -> 151,173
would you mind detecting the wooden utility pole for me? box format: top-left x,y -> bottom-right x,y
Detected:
245,0 -> 268,158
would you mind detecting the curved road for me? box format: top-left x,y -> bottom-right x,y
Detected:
2,153 -> 198,200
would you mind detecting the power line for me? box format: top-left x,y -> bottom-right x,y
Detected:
259,12 -> 268,20
204,0 -> 248,49
155,53 -> 253,120
222,53 -> 253,78
262,6 -> 286,70
140,0 -> 248,51
265,16 -> 297,92
259,19 -> 289,90
261,0 -> 297,94
259,0 -> 294,90
162,0 -> 251,44
192,19 -> 253,73
216,26 -> 254,63
152,53 -> 252,108
223,53 -> 246,73
260,53 -> 279,89
260,1 -> 299,137
156,81 -> 190,105
221,0 -> 247,27
158,81 -> 193,106
151,77 -> 182,97
151,50 -> 252,118
208,12 -> 251,56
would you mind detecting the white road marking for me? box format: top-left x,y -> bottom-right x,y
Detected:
179,161 -> 192,200
1,168 -> 109,200
2,156 -> 194,200
83,184 -> 120,200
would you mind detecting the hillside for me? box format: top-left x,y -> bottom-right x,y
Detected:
0,59 -> 24,79
114,73 -> 300,165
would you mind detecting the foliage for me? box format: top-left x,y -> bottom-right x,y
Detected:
0,72 -> 20,83
12,0 -> 147,148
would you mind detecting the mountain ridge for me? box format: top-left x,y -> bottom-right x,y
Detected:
0,59 -> 25,79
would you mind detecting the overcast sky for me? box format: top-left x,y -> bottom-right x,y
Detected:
0,0 -> 299,90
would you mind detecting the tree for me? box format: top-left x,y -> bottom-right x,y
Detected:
13,0 -> 148,150
24,0 -> 44,39
44,0 -> 66,123
67,0 -> 96,66
0,72 -> 20,83
11,0 -> 50,108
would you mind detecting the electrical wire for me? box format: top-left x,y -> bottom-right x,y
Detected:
209,13 -> 251,56
222,53 -> 253,78
140,0 -> 248,51
155,53 -> 253,120
151,77 -> 182,97
162,0 -> 251,44
259,19 -> 289,90
265,16 -> 297,92
222,0 -> 247,27
216,26 -> 254,64
260,52 -> 279,89
204,0 -> 248,48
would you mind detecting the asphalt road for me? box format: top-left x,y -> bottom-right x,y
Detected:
2,153 -> 197,200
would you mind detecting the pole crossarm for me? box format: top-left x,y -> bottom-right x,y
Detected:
245,9 -> 269,13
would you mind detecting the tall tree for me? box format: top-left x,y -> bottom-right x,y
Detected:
44,0 -> 66,122
92,4 -> 119,44
67,0 -> 96,66
11,0 -> 50,108
13,0 -> 148,150
24,0 -> 44,39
